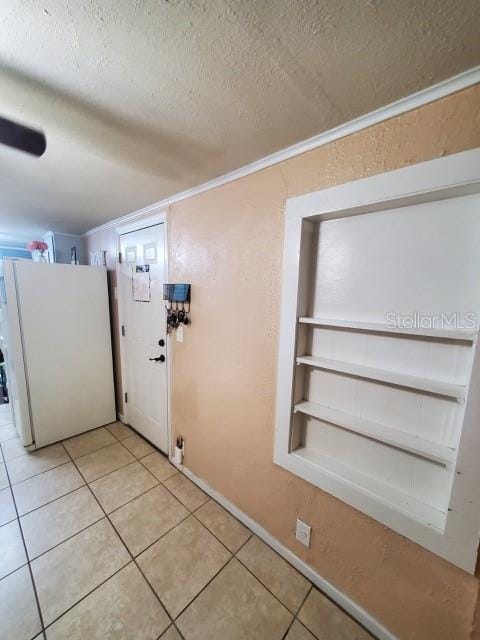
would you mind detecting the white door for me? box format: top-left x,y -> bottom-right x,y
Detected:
119,224 -> 168,453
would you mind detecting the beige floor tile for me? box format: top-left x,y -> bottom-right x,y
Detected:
32,517 -> 130,625
111,485 -> 189,556
0,462 -> 8,489
63,427 -> 116,459
122,433 -> 155,458
0,487 -> 16,526
177,558 -> 292,640
137,515 -> 230,618
12,462 -> 84,516
141,451 -> 178,482
237,536 -> 311,613
0,424 -> 17,442
7,443 -> 69,484
285,620 -> 317,640
106,421 -> 134,441
0,566 -> 42,640
90,461 -> 158,513
0,519 -> 27,578
21,486 -> 104,559
298,588 -> 373,640
0,405 -> 12,420
163,473 -> 208,511
1,437 -> 28,461
74,442 -> 135,482
46,562 -> 169,640
160,626 -> 183,640
195,500 -> 250,553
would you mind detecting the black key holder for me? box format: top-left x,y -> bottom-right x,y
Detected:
163,284 -> 191,333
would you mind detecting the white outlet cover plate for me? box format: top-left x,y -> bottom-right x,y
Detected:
176,325 -> 184,342
296,518 -> 311,547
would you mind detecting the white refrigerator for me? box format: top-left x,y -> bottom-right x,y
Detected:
0,260 -> 116,449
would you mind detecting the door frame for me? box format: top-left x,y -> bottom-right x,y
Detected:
114,209 -> 171,456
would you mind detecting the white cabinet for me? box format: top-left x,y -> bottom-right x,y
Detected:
274,148 -> 480,572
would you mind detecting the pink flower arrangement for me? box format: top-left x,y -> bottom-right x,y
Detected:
27,241 -> 48,252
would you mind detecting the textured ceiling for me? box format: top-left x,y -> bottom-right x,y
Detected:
0,0 -> 479,238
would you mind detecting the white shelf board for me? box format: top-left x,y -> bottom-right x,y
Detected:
293,446 -> 446,531
298,317 -> 477,341
296,355 -> 465,400
294,401 -> 455,465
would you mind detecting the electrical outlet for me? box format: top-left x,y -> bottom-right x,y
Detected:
176,325 -> 184,342
295,518 -> 311,548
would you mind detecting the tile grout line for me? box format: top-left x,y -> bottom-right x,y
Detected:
284,615 -> 318,640
171,554 -> 235,623
4,433 -> 239,635
294,583 -> 314,617
136,452 -> 312,629
40,561 -> 133,630
6,428 -> 313,640
14,481 -> 87,519
54,441 -> 178,637
141,473 -> 294,625
281,586 -> 314,640
87,427 -> 375,637
10,452 -> 161,519
5,423 -> 165,494
171,464 -> 375,638
165,473 -> 311,623
21,507 -> 106,564
3,426 -> 354,640
6,423 -> 135,488
17,441 -> 134,632
64,438 -> 123,461
281,615 -> 297,640
7,455 -> 71,487
7,456 -> 179,565
61,435 -> 224,632
72,453 -> 139,484
0,441 -> 285,638
0,439 -> 48,638
0,559 -> 30,582
129,510 -> 192,559
190,509 -> 303,620
181,510 -> 317,638
113,449 -> 237,628
8,458 -> 79,486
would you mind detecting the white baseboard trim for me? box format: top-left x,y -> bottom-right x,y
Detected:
171,459 -> 397,640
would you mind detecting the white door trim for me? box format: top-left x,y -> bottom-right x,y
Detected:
115,211 -> 167,235
114,208 -> 171,455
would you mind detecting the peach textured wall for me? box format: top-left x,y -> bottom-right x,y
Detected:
87,84 -> 480,640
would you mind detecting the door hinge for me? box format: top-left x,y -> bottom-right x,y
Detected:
118,251 -> 122,264
124,392 -> 128,403
121,325 -> 125,337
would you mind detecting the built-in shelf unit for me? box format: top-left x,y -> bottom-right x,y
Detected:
274,149 -> 480,572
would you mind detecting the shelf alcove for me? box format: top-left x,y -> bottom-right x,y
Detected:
274,148 -> 480,572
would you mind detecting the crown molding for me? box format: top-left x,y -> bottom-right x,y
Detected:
84,66 -> 480,237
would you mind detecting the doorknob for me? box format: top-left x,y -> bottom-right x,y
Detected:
149,355 -> 165,362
